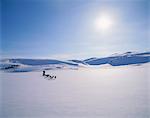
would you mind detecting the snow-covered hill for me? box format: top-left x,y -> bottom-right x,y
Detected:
0,52 -> 150,72
84,52 -> 150,66
0,59 -> 79,72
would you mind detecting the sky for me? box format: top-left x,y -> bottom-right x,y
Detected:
1,0 -> 149,59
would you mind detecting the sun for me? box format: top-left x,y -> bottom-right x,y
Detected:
94,13 -> 114,31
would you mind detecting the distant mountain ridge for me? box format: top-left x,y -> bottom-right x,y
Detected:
5,59 -> 78,66
0,51 -> 150,72
83,52 -> 150,66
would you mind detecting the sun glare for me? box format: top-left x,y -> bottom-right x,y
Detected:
94,13 -> 114,31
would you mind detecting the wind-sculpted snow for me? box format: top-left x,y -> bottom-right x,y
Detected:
0,52 -> 150,72
0,59 -> 79,72
7,59 -> 78,66
84,57 -> 111,65
109,55 -> 150,66
68,60 -> 85,64
84,52 -> 150,66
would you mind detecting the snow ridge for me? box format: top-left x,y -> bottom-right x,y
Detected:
0,51 -> 150,72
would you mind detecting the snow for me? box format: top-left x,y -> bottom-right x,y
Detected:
1,63 -> 150,118
0,52 -> 150,72
84,52 -> 150,66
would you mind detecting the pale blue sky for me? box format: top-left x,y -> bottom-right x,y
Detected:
1,0 -> 149,59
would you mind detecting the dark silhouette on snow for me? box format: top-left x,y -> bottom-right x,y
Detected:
42,71 -> 56,80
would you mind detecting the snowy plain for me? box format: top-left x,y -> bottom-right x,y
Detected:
1,63 -> 150,118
